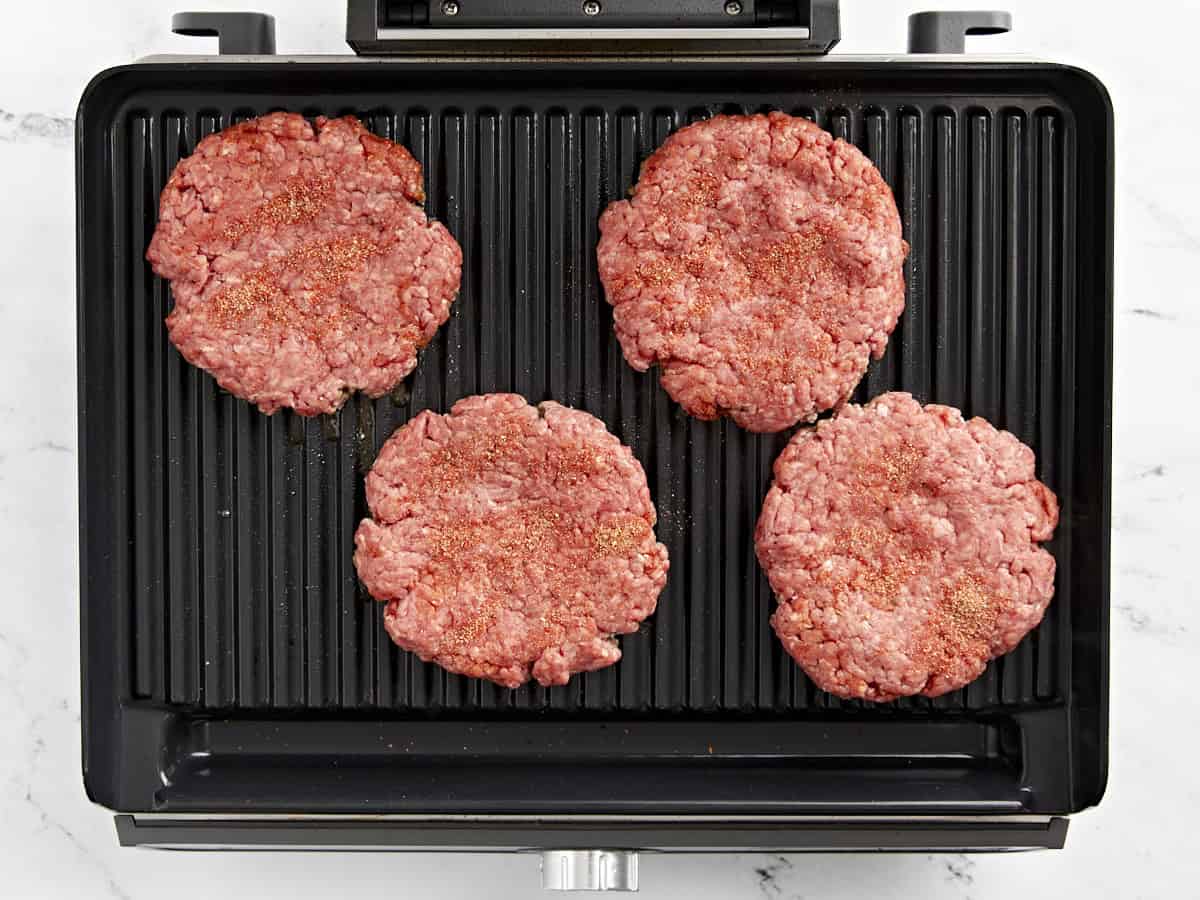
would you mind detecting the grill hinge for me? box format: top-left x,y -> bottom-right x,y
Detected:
171,12 -> 276,55
908,10 -> 1012,54
346,0 -> 840,57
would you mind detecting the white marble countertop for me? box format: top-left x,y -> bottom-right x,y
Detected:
2,0 -> 1197,897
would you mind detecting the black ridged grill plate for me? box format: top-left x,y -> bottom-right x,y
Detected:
78,61 -> 1112,816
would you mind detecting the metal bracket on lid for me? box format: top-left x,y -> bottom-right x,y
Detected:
171,11 -> 277,55
907,10 -> 1012,54
428,0 -> 754,28
346,0 -> 840,57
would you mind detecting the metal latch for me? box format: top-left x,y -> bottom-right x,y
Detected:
541,850 -> 639,892
346,0 -> 841,56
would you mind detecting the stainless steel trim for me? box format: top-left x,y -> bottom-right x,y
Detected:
131,843 -> 1046,853
374,26 -> 809,40
125,813 -> 1056,824
131,53 -> 1041,65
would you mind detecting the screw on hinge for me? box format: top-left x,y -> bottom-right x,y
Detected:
724,0 -> 743,15
582,1 -> 602,16
441,0 -> 460,16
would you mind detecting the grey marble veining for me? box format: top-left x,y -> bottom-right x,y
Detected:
2,0 -> 1199,898
0,110 -> 72,143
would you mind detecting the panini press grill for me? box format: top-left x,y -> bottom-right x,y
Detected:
76,1 -> 1113,889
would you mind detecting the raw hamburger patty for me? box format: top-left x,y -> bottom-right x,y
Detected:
755,392 -> 1058,701
146,112 -> 462,415
354,394 -> 670,688
597,112 -> 908,433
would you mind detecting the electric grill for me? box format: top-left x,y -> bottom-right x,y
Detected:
76,1 -> 1113,888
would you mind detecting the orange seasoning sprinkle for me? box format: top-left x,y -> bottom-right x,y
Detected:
427,521 -> 480,562
676,171 -> 721,210
591,517 -> 650,559
816,443 -> 935,608
438,595 -> 503,654
289,236 -> 379,288
737,226 -> 850,324
223,174 -> 334,242
637,255 -> 685,290
881,442 -> 922,489
209,268 -> 284,326
425,505 -> 565,581
497,506 -> 562,557
666,290 -> 718,339
552,444 -> 602,486
915,575 -> 999,670
727,319 -> 829,385
846,440 -> 923,514
424,503 -> 578,656
823,525 -> 930,610
412,426 -> 654,662
741,231 -> 827,283
209,236 -> 379,339
424,423 -> 524,495
939,575 -> 997,645
635,237 -> 721,291
526,573 -> 591,657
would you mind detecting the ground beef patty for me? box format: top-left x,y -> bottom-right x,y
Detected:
146,112 -> 462,415
755,392 -> 1058,701
597,112 -> 908,433
354,394 -> 669,688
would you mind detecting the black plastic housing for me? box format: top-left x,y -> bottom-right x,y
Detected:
77,60 -> 1112,825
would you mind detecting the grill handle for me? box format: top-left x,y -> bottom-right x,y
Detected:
907,10 -> 1012,53
171,12 -> 276,55
541,850 -> 639,892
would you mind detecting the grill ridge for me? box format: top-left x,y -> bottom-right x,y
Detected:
115,94 -> 1072,716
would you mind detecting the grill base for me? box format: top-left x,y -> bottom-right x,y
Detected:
78,59 -> 1112,817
